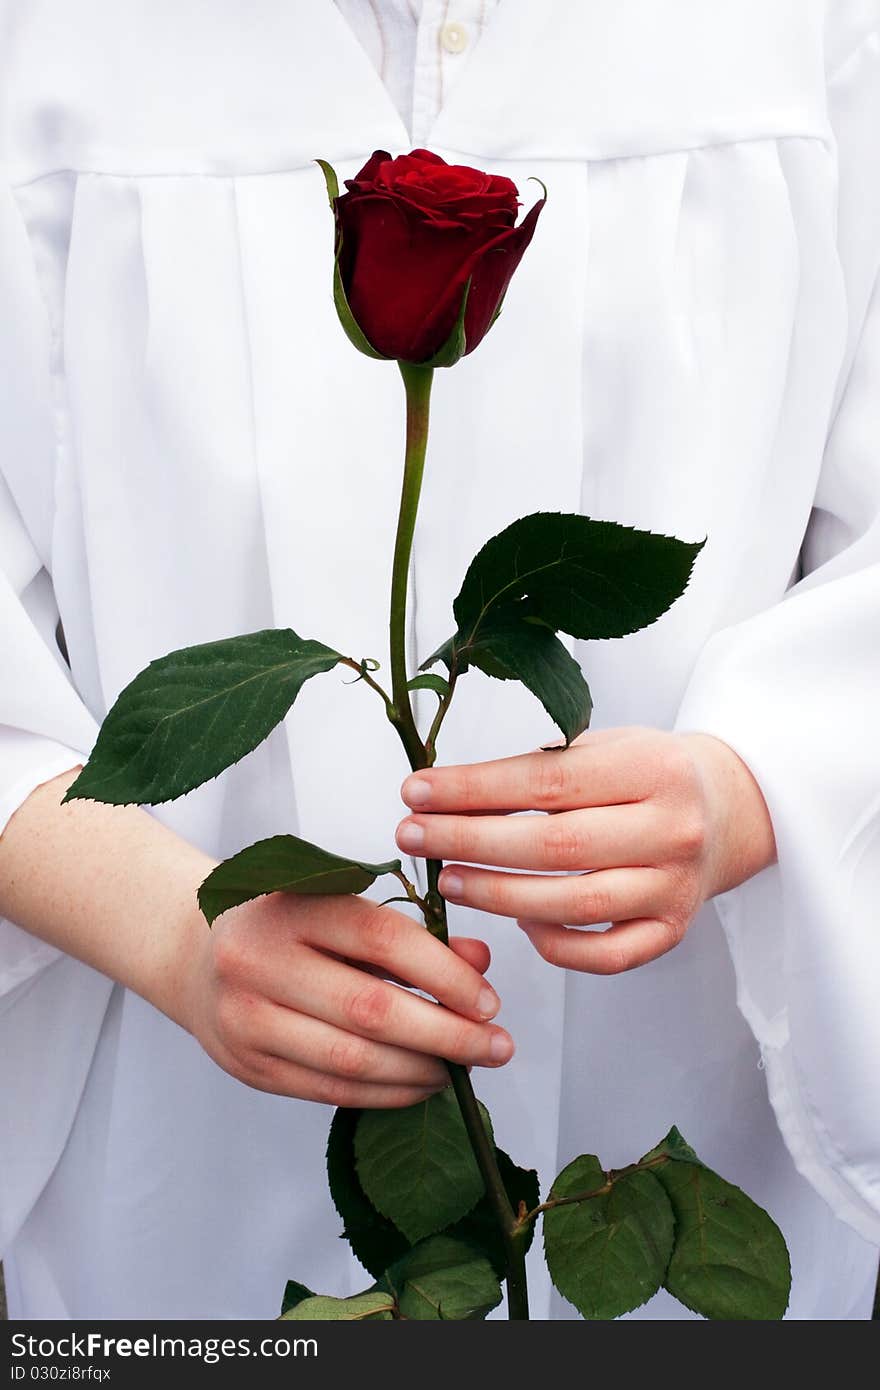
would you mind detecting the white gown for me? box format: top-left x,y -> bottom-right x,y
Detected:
1,0 -> 879,1320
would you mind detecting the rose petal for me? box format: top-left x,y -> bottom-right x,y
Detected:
415,191 -> 547,360
334,149 -> 541,362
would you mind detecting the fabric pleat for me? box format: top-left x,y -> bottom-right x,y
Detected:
1,0 -> 878,1319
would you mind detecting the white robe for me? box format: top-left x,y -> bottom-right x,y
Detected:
1,0 -> 879,1320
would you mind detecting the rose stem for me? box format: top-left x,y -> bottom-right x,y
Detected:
388,363 -> 434,769
389,361 -> 530,1321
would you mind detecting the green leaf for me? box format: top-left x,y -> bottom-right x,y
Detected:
642,1129 -> 791,1320
197,836 -> 402,925
419,279 -> 471,369
316,159 -> 388,361
327,1111 -> 537,1284
456,513 -> 704,640
447,1147 -> 541,1276
466,610 -> 592,745
423,513 -> 704,677
280,1280 -> 314,1316
281,1290 -> 395,1321
406,673 -> 450,700
326,1109 -> 410,1280
355,1090 -> 493,1245
641,1124 -> 700,1165
379,1236 -> 502,1321
64,629 -> 342,806
543,1153 -> 675,1320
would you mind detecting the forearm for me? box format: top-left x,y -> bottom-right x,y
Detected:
0,766 -> 216,1027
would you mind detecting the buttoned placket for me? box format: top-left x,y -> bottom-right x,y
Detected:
411,0 -> 500,145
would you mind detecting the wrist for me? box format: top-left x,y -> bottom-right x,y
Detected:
142,850 -> 217,1033
680,733 -> 777,898
0,762 -> 218,1030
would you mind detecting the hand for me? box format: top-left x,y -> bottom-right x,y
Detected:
182,891 -> 514,1109
396,728 -> 776,976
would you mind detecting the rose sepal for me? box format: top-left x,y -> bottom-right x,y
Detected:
315,158 -> 389,362
417,279 -> 472,369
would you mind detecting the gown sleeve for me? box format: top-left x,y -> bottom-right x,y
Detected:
0,179 -> 101,992
0,177 -> 117,1253
674,6 -> 880,1243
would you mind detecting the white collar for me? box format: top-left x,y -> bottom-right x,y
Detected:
4,0 -> 829,184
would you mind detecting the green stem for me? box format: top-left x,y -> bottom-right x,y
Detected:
447,1074 -> 530,1319
434,896 -> 530,1321
339,656 -> 395,718
387,361 -> 529,1319
518,1154 -> 670,1228
389,362 -> 434,769
423,668 -> 458,766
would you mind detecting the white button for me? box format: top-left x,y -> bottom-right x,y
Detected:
440,22 -> 469,55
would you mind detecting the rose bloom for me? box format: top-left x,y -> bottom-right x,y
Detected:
333,148 -> 545,364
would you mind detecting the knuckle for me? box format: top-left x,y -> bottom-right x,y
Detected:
595,944 -> 631,976
667,863 -> 701,919
537,930 -> 569,969
529,755 -> 569,809
345,981 -> 393,1035
342,895 -> 376,933
426,952 -> 461,1005
214,987 -> 247,1041
448,817 -> 474,861
457,764 -> 483,807
212,928 -> 247,983
248,1051 -> 279,1085
576,880 -> 614,925
233,1049 -> 279,1092
674,811 -> 707,859
481,874 -> 509,915
360,910 -> 400,958
311,1073 -> 355,1108
543,818 -> 586,869
446,1017 -> 480,1063
654,739 -> 692,788
327,1035 -> 373,1081
655,917 -> 684,957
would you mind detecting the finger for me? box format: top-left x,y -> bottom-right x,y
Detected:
437,864 -> 666,926
396,802 -> 663,871
235,1048 -> 449,1109
248,944 -> 515,1068
334,936 -> 490,988
302,904 -> 501,1022
400,731 -> 649,815
448,936 -> 491,973
518,917 -> 682,975
238,998 -> 451,1089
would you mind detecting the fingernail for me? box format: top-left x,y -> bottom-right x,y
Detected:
478,986 -> 499,1019
396,819 -> 425,850
439,871 -> 464,900
404,776 -> 432,807
489,1031 -> 513,1063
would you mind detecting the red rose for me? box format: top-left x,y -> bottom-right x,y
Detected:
326,149 -> 545,365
